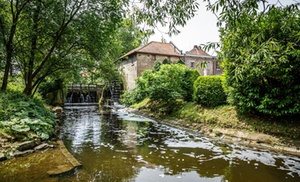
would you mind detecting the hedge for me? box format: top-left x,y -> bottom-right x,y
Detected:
193,76 -> 227,107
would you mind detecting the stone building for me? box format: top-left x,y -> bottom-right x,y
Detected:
117,41 -> 222,90
184,45 -> 222,76
117,41 -> 182,90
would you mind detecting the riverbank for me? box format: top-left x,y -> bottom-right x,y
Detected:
0,140 -> 82,181
129,99 -> 300,156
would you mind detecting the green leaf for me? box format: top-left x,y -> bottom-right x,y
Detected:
11,124 -> 30,133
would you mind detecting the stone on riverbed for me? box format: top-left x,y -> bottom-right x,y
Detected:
13,149 -> 34,157
34,143 -> 50,150
0,153 -> 7,161
52,106 -> 63,113
47,164 -> 75,176
16,141 -> 36,151
46,141 -> 82,177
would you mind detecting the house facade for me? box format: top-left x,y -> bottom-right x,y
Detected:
117,41 -> 222,90
117,41 -> 181,90
184,45 -> 223,76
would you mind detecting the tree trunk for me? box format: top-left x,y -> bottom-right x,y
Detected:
23,77 -> 33,96
1,1 -> 27,91
1,53 -> 11,91
1,25 -> 16,91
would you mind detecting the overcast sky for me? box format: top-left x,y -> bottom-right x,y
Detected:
148,0 -> 298,55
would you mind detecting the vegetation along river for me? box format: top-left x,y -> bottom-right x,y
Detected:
57,104 -> 300,182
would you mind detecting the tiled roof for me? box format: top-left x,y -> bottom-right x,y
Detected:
118,41 -> 181,60
187,45 -> 211,56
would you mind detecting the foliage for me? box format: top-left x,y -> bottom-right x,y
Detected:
121,64 -> 200,105
120,89 -> 146,107
1,0 -> 199,96
133,98 -> 186,116
162,59 -> 170,64
140,64 -> 199,101
206,0 -> 300,116
134,0 -> 199,35
152,61 -> 162,72
177,59 -> 185,64
6,75 -> 24,92
133,98 -> 300,140
183,69 -> 201,101
39,79 -> 64,105
0,91 -> 56,140
193,76 -> 227,107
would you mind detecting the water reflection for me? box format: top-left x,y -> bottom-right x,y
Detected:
60,105 -> 300,182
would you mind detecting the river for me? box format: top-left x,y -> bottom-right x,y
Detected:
58,104 -> 300,182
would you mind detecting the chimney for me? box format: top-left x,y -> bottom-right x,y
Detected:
194,45 -> 202,50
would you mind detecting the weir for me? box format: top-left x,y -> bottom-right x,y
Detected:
65,84 -> 103,103
65,81 -> 123,104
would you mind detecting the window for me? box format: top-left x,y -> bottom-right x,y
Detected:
151,55 -> 156,60
190,61 -> 195,68
216,61 -> 221,70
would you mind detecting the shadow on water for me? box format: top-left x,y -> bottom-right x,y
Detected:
58,104 -> 300,182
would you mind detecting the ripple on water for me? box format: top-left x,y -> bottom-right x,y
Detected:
57,105 -> 300,182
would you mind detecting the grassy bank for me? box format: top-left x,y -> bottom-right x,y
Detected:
132,98 -> 300,141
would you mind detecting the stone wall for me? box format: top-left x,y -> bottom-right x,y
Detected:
119,55 -> 137,90
119,53 -> 222,90
184,57 -> 214,76
137,54 -> 180,77
119,53 -> 181,90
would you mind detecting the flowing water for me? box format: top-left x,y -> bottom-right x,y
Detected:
58,105 -> 300,182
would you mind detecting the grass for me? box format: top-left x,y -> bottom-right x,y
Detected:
131,99 -> 300,140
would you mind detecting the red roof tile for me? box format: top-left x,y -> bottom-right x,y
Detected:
118,41 -> 181,60
187,45 -> 211,56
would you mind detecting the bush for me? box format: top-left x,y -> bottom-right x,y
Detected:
138,64 -> 200,102
120,64 -> 200,105
182,69 -> 200,101
120,89 -> 146,106
0,90 -> 56,140
221,7 -> 300,116
193,76 -> 227,107
39,79 -> 64,105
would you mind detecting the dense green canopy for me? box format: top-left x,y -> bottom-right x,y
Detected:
0,0 -> 199,96
206,0 -> 300,116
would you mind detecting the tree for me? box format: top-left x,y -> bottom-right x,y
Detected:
0,0 -> 199,96
0,0 -> 30,90
205,0 -> 300,116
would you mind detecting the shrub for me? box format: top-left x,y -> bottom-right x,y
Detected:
0,90 -> 56,140
182,69 -> 200,101
177,59 -> 185,64
152,61 -> 162,72
162,58 -> 170,64
39,79 -> 64,105
193,76 -> 227,107
138,64 -> 199,102
120,89 -> 146,106
120,64 -> 200,105
221,7 -> 300,116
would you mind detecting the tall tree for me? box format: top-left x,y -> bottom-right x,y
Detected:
0,0 -> 30,90
205,0 -> 300,116
0,0 -> 199,96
